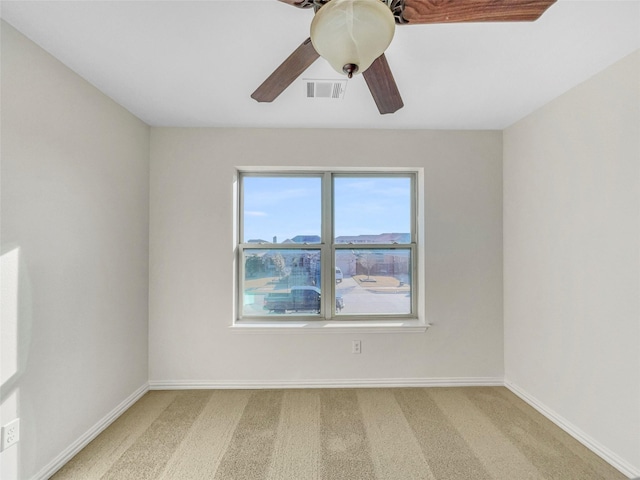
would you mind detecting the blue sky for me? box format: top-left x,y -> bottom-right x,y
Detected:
243,176 -> 411,242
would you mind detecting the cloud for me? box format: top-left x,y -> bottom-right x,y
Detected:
248,187 -> 317,205
374,186 -> 410,197
337,179 -> 410,198
341,180 -> 376,191
245,210 -> 268,217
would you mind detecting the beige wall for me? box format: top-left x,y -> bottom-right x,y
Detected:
504,50 -> 640,475
149,128 -> 504,384
1,22 -> 150,479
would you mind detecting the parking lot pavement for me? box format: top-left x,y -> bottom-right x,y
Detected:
336,276 -> 410,316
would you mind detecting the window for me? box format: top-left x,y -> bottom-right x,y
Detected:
237,170 -> 419,323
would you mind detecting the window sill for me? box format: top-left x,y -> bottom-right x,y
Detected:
230,319 -> 429,334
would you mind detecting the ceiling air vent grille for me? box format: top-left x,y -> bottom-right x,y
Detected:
304,80 -> 347,99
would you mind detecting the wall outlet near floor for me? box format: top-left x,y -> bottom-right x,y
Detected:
1,418 -> 20,451
352,340 -> 362,354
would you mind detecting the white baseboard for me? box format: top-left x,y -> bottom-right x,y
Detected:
32,383 -> 149,480
148,377 -> 504,390
505,380 -> 640,479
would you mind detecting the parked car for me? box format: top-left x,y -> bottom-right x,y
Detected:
263,286 -> 344,313
264,286 -> 322,313
335,267 -> 343,283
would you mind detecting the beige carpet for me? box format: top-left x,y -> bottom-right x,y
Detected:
51,387 -> 625,480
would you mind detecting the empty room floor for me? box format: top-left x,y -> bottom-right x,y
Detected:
51,387 -> 625,479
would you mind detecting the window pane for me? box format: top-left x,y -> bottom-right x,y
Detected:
334,176 -> 411,244
243,176 -> 321,244
242,249 -> 322,316
335,249 -> 411,315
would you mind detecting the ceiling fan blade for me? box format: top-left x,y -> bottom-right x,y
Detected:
403,0 -> 556,24
277,0 -> 314,8
362,54 -> 404,115
251,38 -> 320,103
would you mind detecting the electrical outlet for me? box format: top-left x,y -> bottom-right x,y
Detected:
352,340 -> 361,354
1,418 -> 20,451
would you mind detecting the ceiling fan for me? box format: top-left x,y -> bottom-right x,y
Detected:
251,0 -> 556,114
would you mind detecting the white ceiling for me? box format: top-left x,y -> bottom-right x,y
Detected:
1,0 -> 639,129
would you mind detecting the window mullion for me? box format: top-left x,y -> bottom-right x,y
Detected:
322,171 -> 333,319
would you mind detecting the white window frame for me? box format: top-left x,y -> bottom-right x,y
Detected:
232,167 -> 427,333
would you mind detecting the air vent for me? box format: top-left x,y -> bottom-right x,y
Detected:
304,79 -> 347,100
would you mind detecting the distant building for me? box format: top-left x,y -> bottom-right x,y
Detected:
335,233 -> 410,244
250,234 -> 408,245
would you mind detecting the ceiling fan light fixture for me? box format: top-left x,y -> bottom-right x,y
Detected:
310,0 -> 395,77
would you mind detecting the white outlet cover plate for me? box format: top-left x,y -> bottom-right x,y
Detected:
1,418 -> 20,451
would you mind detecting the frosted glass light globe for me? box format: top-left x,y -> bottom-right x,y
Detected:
310,0 -> 395,77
